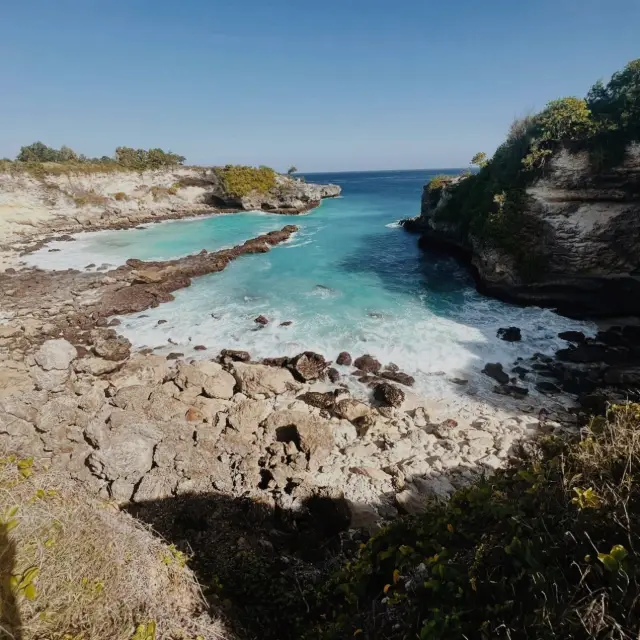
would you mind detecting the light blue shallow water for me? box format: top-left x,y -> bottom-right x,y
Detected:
29,170 -> 593,400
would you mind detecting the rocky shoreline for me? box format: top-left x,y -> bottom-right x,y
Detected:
1,221 -> 574,533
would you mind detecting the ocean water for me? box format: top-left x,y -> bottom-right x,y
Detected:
27,170 -> 594,401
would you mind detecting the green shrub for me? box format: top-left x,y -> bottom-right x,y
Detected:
310,403 -> 640,639
214,165 -> 277,198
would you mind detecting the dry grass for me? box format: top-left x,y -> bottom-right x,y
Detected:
0,456 -> 229,640
113,191 -> 130,201
72,189 -> 110,207
150,185 -> 179,201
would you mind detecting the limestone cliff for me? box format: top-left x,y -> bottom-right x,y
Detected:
0,166 -> 340,247
407,143 -> 640,317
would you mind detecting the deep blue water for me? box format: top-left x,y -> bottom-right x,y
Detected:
29,169 -> 592,400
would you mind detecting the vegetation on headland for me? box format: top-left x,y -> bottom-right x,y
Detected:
426,59 -> 640,277
213,164 -> 277,198
299,403 -> 640,639
0,142 -> 186,176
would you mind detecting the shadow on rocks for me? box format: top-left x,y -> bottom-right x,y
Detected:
128,490 -> 362,640
0,522 -> 22,640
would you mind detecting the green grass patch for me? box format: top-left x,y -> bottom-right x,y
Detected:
214,165 -> 277,198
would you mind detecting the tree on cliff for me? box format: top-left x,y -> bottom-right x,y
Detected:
471,152 -> 488,168
287,166 -> 298,175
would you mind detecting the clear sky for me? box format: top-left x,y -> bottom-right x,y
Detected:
1,0 -> 638,172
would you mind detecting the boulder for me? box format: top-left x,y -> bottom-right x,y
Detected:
336,352 -> 352,366
74,357 -> 122,376
30,366 -> 69,392
254,315 -> 269,325
93,334 -> 132,361
297,391 -> 336,411
353,354 -> 381,374
264,410 -> 334,471
482,363 -> 509,385
380,370 -> 415,387
603,366 -> 640,386
373,382 -> 405,407
558,330 -> 586,343
289,351 -> 328,382
233,362 -> 299,398
497,326 -> 522,342
132,469 -> 178,502
34,339 -> 77,371
36,396 -> 78,433
227,399 -> 273,439
109,354 -> 169,390
326,367 -> 341,383
333,398 -> 371,423
219,349 -> 251,362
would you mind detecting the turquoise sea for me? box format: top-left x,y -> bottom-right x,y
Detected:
28,170 -> 593,400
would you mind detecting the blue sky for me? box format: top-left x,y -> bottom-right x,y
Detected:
1,0 -> 638,171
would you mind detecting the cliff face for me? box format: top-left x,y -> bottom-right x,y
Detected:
0,167 -> 341,246
411,144 -> 640,317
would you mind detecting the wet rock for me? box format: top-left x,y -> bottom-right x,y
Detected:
166,352 -> 184,360
497,326 -> 521,342
233,362 -> 299,398
536,381 -> 562,394
494,384 -> 529,398
512,365 -> 529,379
558,330 -> 586,343
603,366 -> 640,387
107,318 -> 121,327
262,357 -> 290,368
578,391 -> 609,415
34,339 -> 77,371
279,321 -> 293,327
336,352 -> 352,366
373,382 -> 405,407
353,354 -> 381,374
219,349 -> 251,362
380,370 -> 415,387
194,345 -> 207,351
482,362 -> 509,385
556,345 -> 627,364
326,367 -> 340,383
254,315 -> 269,325
289,351 -> 328,382
157,319 -> 167,325
297,391 -> 336,411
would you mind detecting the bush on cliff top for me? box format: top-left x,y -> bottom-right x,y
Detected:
427,58 -> 640,274
307,403 -> 640,639
2,142 -> 186,175
214,165 -> 277,198
0,457 -> 226,640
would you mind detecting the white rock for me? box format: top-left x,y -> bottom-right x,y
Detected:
34,339 -> 77,371
233,362 -> 300,398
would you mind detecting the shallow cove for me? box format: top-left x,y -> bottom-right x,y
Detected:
27,170 -> 594,401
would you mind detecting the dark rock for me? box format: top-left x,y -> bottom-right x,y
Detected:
336,352 -> 352,366
326,367 -> 340,383
220,349 -> 251,362
353,354 -> 382,374
512,365 -> 529,379
140,348 -> 154,355
578,392 -> 608,415
494,384 -> 529,398
289,352 -> 328,382
157,319 -> 167,325
595,329 -> 626,347
536,381 -> 561,394
449,378 -> 469,385
482,363 -> 509,385
556,345 -> 629,365
297,391 -> 336,411
622,325 -> 640,344
603,366 -> 640,387
279,321 -> 293,327
558,330 -> 586,343
107,318 -> 121,327
384,363 -> 399,372
166,352 -> 184,360
262,357 -> 290,368
373,382 -> 405,407
255,315 -> 269,325
380,370 -> 415,387
497,326 -> 521,342
194,345 -> 207,351
368,312 -> 383,319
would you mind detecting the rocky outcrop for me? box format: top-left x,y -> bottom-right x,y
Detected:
407,144 -> 640,317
